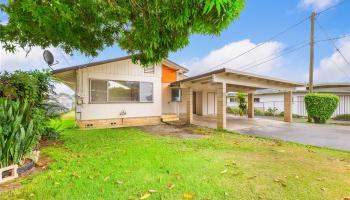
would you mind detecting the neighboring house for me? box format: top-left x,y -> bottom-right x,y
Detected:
227,83 -> 350,117
54,55 -> 302,129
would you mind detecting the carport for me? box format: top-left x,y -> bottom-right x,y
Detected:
170,68 -> 303,129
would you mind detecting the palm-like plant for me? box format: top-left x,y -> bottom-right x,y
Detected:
0,99 -> 37,167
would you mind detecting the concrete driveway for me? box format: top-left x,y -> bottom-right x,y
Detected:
193,115 -> 350,151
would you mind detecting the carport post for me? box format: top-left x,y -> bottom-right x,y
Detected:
247,93 -> 254,118
284,91 -> 293,122
183,87 -> 193,124
217,83 -> 227,129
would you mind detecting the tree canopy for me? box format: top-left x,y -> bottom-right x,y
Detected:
0,0 -> 245,66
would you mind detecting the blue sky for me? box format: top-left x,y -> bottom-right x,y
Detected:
1,0 -> 350,91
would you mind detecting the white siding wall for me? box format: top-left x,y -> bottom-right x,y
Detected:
161,83 -> 186,115
76,59 -> 162,120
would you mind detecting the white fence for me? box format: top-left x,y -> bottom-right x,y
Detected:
228,95 -> 350,117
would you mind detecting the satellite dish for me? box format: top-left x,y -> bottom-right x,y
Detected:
43,50 -> 55,66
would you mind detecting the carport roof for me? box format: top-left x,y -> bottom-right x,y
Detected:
171,68 -> 303,87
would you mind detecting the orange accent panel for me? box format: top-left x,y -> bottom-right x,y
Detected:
162,64 -> 177,83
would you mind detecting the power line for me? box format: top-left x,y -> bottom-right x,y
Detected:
204,0 -> 350,73
240,43 -> 310,72
204,17 -> 310,72
233,35 -> 350,72
317,0 -> 350,15
235,39 -> 310,71
316,40 -> 350,78
315,19 -> 350,78
315,19 -> 350,66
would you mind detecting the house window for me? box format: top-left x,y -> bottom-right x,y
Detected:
90,80 -> 107,103
108,80 -> 139,102
90,79 -> 153,103
144,65 -> 155,73
171,88 -> 182,102
254,98 -> 260,102
229,98 -> 236,102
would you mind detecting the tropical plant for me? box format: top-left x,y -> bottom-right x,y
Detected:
0,70 -> 60,167
236,93 -> 247,116
265,107 -> 278,116
304,93 -> 339,124
0,0 -> 245,66
0,99 -> 39,167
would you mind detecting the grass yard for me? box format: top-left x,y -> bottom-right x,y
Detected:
1,113 -> 350,200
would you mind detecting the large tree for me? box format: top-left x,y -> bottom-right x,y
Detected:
0,0 -> 245,65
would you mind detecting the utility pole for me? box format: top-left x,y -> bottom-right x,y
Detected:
308,12 -> 316,93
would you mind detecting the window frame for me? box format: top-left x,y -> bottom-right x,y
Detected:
89,79 -> 154,104
171,88 -> 182,102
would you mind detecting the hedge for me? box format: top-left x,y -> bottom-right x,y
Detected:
333,114 -> 350,121
304,93 -> 339,123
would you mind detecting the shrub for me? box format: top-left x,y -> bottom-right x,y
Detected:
0,99 -> 39,167
0,70 -> 60,167
278,111 -> 304,118
265,107 -> 278,116
227,107 -> 240,115
254,108 -> 265,116
305,93 -> 339,124
333,114 -> 350,121
0,70 -> 57,135
236,92 -> 247,116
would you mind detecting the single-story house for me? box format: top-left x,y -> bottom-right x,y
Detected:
53,55 -> 303,129
227,83 -> 350,117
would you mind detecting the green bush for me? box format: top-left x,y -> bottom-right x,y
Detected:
279,111 -> 304,118
305,93 -> 339,124
0,99 -> 39,167
227,107 -> 240,115
254,108 -> 265,116
265,107 -> 278,116
236,92 -> 247,116
0,70 -> 59,167
333,114 -> 350,121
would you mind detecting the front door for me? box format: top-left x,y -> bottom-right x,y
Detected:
193,92 -> 196,114
207,92 -> 216,115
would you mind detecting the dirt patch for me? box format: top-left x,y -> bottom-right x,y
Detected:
39,138 -> 64,148
138,123 -> 210,139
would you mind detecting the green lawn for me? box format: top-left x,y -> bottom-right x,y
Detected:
1,113 -> 350,200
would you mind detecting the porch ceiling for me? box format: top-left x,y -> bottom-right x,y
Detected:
170,68 -> 303,92
53,70 -> 76,90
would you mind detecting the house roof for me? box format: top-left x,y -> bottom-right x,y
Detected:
307,83 -> 350,89
171,68 -> 303,87
52,55 -> 189,74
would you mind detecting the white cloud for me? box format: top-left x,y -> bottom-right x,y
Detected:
312,37 -> 350,82
0,46 -> 76,95
182,39 -> 284,76
0,45 -> 76,71
298,0 -> 338,10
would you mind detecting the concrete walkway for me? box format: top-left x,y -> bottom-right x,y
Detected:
193,115 -> 350,151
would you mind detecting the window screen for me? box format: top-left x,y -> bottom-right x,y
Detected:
90,80 -> 107,103
140,82 -> 153,102
108,81 -> 139,102
90,79 -> 153,103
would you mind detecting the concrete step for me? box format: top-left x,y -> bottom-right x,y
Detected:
161,114 -> 180,122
